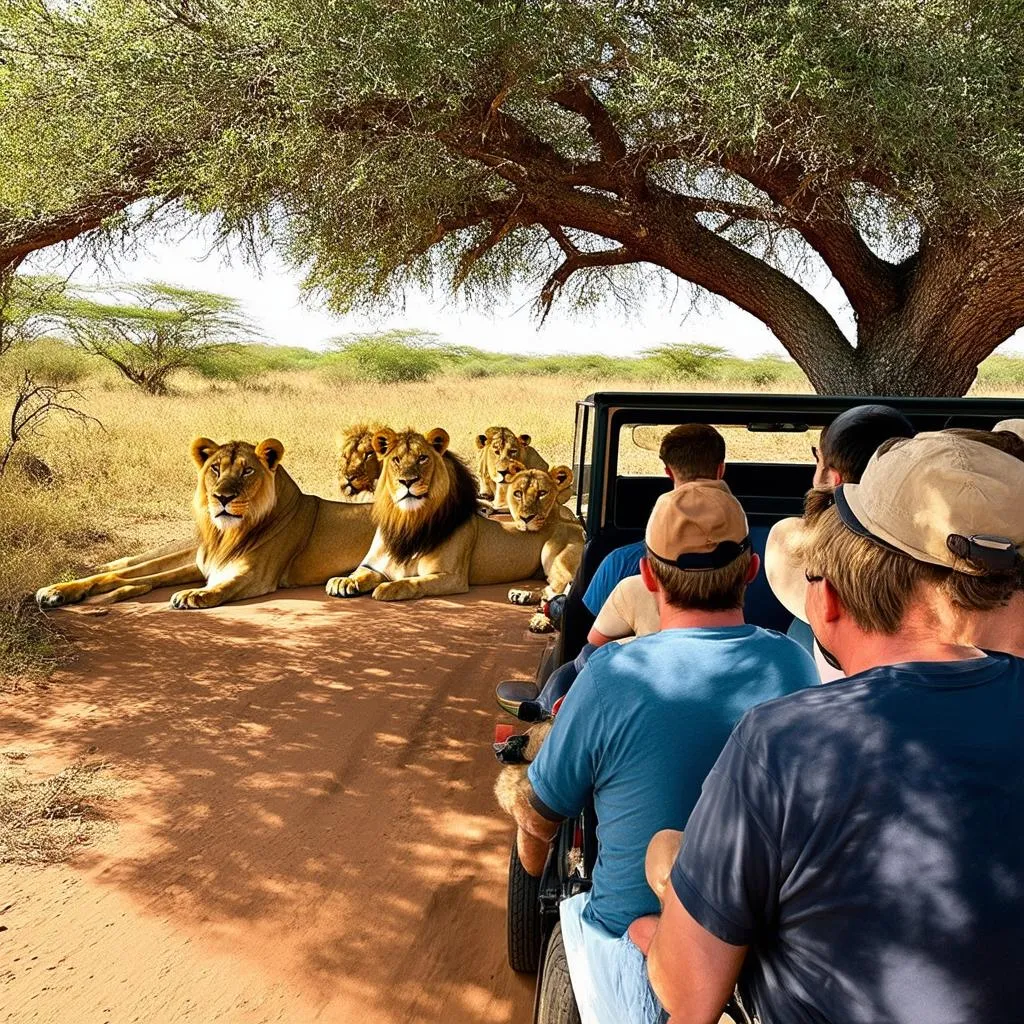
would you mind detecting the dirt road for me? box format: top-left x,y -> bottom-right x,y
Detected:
1,586 -> 545,1023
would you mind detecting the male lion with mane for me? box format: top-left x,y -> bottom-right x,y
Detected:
326,428 -> 583,603
337,422 -> 387,501
36,437 -> 376,610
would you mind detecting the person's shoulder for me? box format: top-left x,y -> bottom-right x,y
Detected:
744,626 -> 819,666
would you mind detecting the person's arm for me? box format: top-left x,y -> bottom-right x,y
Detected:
526,660 -> 607,855
511,793 -> 562,875
648,724 -> 784,1021
647,885 -> 747,1023
589,579 -> 635,644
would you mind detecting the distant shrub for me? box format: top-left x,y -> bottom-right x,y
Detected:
191,343 -> 321,382
0,337 -> 97,387
331,331 -> 444,384
976,354 -> 1024,390
643,342 -> 728,380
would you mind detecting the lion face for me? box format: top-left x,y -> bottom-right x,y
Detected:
507,465 -> 574,532
191,437 -> 283,531
476,427 -> 531,484
373,427 -> 451,513
338,425 -> 384,497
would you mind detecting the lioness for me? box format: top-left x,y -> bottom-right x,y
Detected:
337,422 -> 387,502
475,426 -> 548,503
36,437 -> 376,610
325,428 -> 584,603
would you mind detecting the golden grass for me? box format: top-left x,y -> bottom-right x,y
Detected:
0,367 -> 1017,680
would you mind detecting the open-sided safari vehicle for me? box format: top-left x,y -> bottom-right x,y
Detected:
503,390 -> 1024,1024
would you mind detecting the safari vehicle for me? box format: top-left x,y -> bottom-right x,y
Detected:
505,390 -> 1024,1024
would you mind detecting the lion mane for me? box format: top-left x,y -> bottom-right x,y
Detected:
373,428 -> 481,564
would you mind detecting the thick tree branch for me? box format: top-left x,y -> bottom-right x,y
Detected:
548,80 -> 627,167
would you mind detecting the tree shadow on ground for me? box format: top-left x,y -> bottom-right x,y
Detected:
0,584 -> 545,1022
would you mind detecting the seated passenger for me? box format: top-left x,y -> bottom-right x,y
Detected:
810,402 -> 915,489
646,431 -> 1024,1024
531,571 -> 662,714
508,481 -> 818,1024
582,423 -> 726,616
775,402 -> 915,678
933,427 -> 1024,657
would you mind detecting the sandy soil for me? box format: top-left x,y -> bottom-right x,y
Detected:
0,586 -> 548,1023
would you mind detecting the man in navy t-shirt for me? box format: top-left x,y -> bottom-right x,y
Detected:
508,481 -> 818,1023
582,423 -> 726,615
647,432 -> 1024,1024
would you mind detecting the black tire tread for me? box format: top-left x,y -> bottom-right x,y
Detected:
534,923 -> 581,1024
507,838 -> 543,973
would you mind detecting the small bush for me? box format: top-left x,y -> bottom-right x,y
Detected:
644,342 -> 728,379
331,331 -> 444,384
0,337 -> 98,387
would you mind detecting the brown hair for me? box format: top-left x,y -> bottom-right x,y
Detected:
658,424 -> 726,481
646,548 -> 752,611
802,488 -> 1020,633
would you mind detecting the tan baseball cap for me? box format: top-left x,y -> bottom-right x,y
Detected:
995,419 -> 1024,442
645,480 -> 750,570
837,431 -> 1024,574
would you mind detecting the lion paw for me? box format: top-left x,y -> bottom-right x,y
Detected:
326,576 -> 364,598
170,588 -> 217,610
528,613 -> 555,634
508,587 -> 540,606
35,585 -> 72,609
372,580 -> 417,602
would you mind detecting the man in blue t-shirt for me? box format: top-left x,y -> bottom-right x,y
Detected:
582,423 -> 726,615
508,480 -> 818,1024
647,432 -> 1024,1024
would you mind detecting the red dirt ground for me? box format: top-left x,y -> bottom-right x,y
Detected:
0,585 -> 547,1023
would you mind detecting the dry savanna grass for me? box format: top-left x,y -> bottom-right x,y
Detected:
0,753 -> 120,866
0,364 -> 1018,682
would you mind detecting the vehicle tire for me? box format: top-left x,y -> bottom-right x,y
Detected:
507,838 -> 543,973
534,923 -> 581,1024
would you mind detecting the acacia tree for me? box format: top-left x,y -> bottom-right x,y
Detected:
120,0 -> 1022,397
7,1 -> 1024,394
59,283 -> 256,394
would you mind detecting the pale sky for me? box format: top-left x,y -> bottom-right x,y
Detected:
25,215 -> 1024,358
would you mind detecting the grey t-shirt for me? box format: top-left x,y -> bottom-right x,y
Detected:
673,653 -> 1024,1024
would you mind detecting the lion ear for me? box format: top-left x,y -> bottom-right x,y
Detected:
255,438 -> 285,471
507,459 -> 527,477
475,433 -> 488,450
191,437 -> 220,468
426,428 -> 450,455
518,433 -> 532,448
550,465 -> 574,490
372,428 -> 398,456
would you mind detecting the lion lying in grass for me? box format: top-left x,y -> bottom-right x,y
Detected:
475,426 -> 549,504
325,427 -> 584,605
337,422 -> 388,502
36,437 -> 376,610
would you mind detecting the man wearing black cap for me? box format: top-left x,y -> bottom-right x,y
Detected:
811,402 -> 915,490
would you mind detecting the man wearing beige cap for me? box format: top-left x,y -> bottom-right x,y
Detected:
647,432 -> 1024,1024
513,481 -> 817,1024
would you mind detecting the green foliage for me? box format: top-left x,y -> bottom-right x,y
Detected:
329,330 -> 445,384
0,336 -> 95,388
55,281 -> 258,394
975,354 -> 1024,391
644,343 -> 729,380
190,343 -> 322,382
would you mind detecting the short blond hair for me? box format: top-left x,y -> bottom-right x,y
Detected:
802,489 -> 1020,633
647,549 -> 752,611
